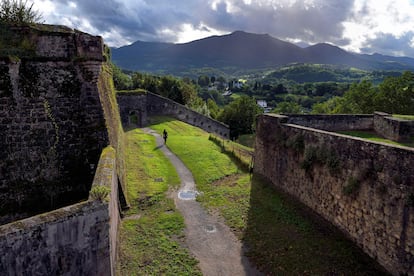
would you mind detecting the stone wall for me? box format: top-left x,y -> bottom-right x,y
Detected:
0,25 -> 109,224
374,112 -> 414,142
0,24 -> 126,275
0,201 -> 110,275
117,91 -> 230,138
116,91 -> 147,128
88,147 -> 120,275
0,146 -> 119,275
285,114 -> 374,131
254,114 -> 414,275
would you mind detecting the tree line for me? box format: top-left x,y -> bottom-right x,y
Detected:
312,71 -> 414,114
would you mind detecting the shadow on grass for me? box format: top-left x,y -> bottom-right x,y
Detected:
153,145 -> 164,151
243,174 -> 390,275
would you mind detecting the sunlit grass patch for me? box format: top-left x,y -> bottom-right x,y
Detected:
117,128 -> 201,275
149,116 -> 238,188
123,117 -> 388,275
392,114 -> 414,120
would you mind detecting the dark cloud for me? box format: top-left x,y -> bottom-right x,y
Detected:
35,0 -> 414,57
362,32 -> 414,57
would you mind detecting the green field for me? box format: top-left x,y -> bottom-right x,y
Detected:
393,114 -> 414,120
117,128 -> 201,275
147,117 -> 388,275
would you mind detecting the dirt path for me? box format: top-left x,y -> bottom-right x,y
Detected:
145,128 -> 262,276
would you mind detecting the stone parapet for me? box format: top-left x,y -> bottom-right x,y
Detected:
117,91 -> 230,138
254,114 -> 414,275
374,112 -> 414,142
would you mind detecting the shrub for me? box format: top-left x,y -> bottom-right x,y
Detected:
0,0 -> 42,24
90,185 -> 110,202
300,146 -> 318,172
286,134 -> 305,153
343,177 -> 360,196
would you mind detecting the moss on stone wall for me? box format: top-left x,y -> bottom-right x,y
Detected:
0,64 -> 12,97
0,23 -> 36,58
97,63 -> 128,204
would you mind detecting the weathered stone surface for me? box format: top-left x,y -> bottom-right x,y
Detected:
117,91 -> 230,138
0,201 -> 110,275
0,24 -> 125,276
0,26 -> 109,224
374,112 -> 414,142
254,114 -> 414,276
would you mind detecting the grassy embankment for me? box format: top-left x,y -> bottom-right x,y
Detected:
393,114 -> 414,120
117,128 -> 202,275
149,116 -> 388,275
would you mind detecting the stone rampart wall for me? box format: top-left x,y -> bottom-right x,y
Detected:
116,92 -> 147,127
374,112 -> 414,142
117,91 -> 230,138
286,114 -> 374,131
0,146 -> 119,275
0,26 -> 109,224
254,114 -> 414,275
0,24 -> 125,274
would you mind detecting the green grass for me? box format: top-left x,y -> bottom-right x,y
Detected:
116,88 -> 147,94
339,130 -> 414,147
392,114 -> 414,120
236,134 -> 256,148
209,134 -> 253,171
243,176 -> 387,275
148,116 -> 388,275
117,128 -> 201,275
149,116 -> 238,189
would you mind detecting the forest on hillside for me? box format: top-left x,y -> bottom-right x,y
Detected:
112,63 -> 414,139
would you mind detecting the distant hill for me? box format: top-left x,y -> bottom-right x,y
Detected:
111,31 -> 414,74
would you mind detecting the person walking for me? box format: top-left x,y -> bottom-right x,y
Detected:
163,129 -> 168,144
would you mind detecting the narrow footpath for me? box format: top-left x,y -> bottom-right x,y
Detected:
145,128 -> 261,276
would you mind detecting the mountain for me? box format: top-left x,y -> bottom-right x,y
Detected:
111,31 -> 414,74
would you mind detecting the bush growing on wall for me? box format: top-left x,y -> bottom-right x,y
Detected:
0,0 -> 42,24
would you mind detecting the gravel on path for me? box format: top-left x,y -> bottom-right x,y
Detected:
145,128 -> 262,276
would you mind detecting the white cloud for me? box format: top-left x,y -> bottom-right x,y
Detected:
31,0 -> 414,57
340,0 -> 414,54
172,23 -> 227,43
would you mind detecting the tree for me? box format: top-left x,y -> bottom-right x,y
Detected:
327,80 -> 377,114
198,75 -> 210,87
111,63 -> 132,90
273,102 -> 302,114
207,99 -> 220,119
218,96 -> 262,139
376,71 -> 414,114
0,0 -> 42,24
311,73 -> 414,115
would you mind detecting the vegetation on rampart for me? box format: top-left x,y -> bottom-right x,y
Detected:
0,0 -> 42,25
146,117 -> 387,275
117,128 -> 201,275
339,130 -> 414,148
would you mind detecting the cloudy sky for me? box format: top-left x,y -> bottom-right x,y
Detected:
32,0 -> 414,57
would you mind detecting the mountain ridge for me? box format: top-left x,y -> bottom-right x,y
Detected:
111,30 -> 414,74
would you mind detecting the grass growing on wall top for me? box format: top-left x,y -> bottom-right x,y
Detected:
339,130 -> 414,147
117,128 -> 201,275
149,116 -> 388,275
392,114 -> 414,120
116,88 -> 147,94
